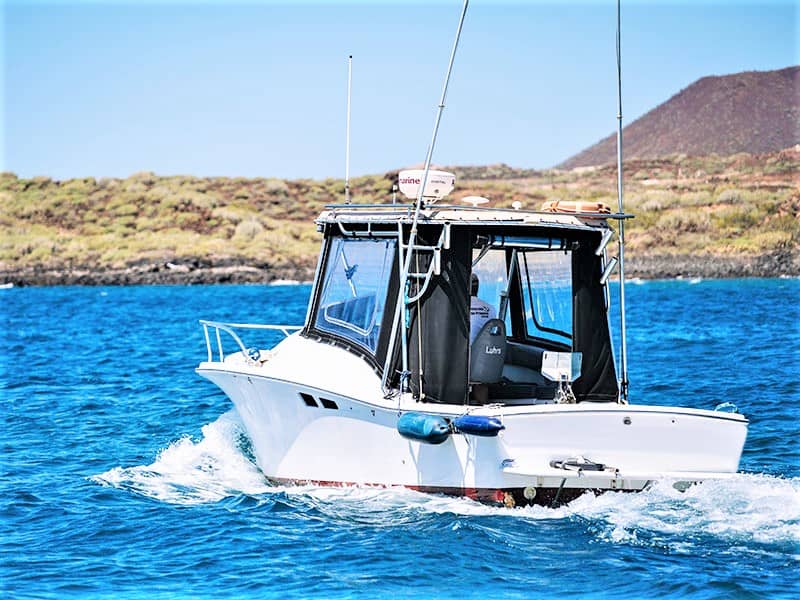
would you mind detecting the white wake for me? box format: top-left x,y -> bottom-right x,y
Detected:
93,410 -> 800,552
92,410 -> 272,504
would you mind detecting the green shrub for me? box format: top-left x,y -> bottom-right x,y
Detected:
716,189 -> 744,204
655,210 -> 711,233
234,219 -> 264,241
112,203 -> 140,217
712,204 -> 761,229
264,178 -> 290,195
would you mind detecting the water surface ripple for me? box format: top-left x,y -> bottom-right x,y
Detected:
1,280 -> 798,598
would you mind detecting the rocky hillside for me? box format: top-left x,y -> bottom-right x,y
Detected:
1,147 -> 798,285
560,66 -> 800,169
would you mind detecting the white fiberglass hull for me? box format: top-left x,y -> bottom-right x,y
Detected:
197,335 -> 747,506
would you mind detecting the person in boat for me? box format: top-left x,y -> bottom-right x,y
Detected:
470,273 -> 497,344
469,273 -> 497,404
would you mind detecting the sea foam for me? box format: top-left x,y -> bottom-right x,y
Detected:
93,410 -> 800,555
92,410 -> 271,504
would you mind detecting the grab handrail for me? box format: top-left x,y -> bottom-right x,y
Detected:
200,320 -> 302,363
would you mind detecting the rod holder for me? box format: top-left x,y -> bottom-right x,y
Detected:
600,256 -> 619,285
595,228 -> 614,256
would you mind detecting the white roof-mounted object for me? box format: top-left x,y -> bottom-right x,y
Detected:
398,169 -> 455,202
462,195 -> 489,208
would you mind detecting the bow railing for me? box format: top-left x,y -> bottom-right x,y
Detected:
200,320 -> 302,363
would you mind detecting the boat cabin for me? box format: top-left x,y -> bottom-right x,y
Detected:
302,193 -> 620,407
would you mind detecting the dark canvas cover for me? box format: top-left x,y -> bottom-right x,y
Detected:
403,226 -> 471,404
571,236 -> 619,402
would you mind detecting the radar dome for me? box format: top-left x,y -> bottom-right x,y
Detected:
398,169 -> 455,201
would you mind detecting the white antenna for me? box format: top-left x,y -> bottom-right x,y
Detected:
615,0 -> 629,403
345,54 -> 352,204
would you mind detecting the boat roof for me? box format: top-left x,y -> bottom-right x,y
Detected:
318,202 -> 627,232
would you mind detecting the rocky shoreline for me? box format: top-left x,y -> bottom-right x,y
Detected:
0,263 -> 316,286
1,251 -> 798,286
622,250 -> 800,280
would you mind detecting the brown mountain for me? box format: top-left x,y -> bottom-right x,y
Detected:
559,66 -> 800,169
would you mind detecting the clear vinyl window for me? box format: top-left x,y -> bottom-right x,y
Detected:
472,248 -> 511,335
519,250 -> 573,344
314,237 -> 396,354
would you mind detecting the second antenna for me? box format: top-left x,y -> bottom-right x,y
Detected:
344,55 -> 352,204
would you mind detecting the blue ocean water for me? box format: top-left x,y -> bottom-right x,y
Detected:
1,279 -> 798,599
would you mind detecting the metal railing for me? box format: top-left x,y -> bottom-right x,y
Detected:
200,320 -> 302,363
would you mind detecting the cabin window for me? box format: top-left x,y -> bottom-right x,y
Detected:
314,237 -> 396,354
472,248 -> 511,333
519,250 -> 572,344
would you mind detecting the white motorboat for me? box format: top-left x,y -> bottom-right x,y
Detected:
196,175 -> 747,507
196,2 -> 747,507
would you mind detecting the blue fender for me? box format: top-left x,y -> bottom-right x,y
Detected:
453,415 -> 505,437
397,412 -> 451,445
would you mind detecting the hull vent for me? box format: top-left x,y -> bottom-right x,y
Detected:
299,393 -> 318,407
298,392 -> 339,410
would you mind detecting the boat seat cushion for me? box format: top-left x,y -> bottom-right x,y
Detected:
469,319 -> 506,384
506,341 -> 545,371
487,381 -> 556,401
501,363 -> 549,386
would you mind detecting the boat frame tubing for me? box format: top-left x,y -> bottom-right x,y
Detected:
385,0 -> 469,394
615,0 -> 629,402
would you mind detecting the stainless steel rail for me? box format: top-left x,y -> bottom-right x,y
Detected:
615,0 -> 630,403
200,320 -> 301,363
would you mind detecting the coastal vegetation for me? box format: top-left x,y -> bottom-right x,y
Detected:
0,148 -> 797,284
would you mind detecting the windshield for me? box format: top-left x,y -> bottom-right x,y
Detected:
314,237 -> 396,354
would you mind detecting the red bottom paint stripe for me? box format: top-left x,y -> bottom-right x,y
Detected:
267,477 -> 632,507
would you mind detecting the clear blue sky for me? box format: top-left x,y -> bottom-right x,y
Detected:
2,0 -> 797,180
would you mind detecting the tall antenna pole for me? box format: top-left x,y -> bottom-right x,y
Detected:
345,55 -> 352,204
615,0 -> 629,402
413,0 -> 468,212
383,0 -> 469,393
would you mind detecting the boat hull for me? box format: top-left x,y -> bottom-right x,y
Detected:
196,337 -> 748,506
